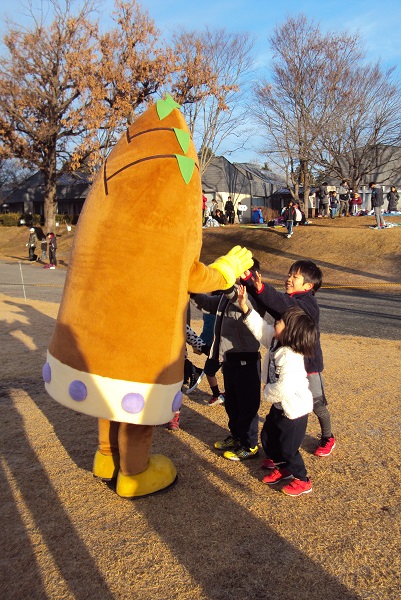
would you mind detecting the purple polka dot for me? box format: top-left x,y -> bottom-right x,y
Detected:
42,362 -> 51,384
121,393 -> 145,414
69,380 -> 87,402
172,391 -> 183,412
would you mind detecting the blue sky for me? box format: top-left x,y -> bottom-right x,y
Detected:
2,0 -> 400,66
1,0 -> 401,162
131,0 -> 401,68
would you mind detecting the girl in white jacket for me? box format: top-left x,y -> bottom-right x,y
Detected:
237,286 -> 317,497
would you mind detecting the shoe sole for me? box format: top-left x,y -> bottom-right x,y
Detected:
214,444 -> 238,451
261,460 -> 276,470
208,400 -> 224,406
314,442 -> 336,457
224,452 -> 259,461
282,486 -> 313,496
186,372 -> 205,393
263,474 -> 293,485
93,474 -> 117,482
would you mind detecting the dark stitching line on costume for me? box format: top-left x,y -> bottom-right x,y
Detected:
104,158 -> 108,196
105,155 -> 199,185
126,127 -> 175,143
106,155 -> 175,184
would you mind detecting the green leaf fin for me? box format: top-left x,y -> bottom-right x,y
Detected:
173,128 -> 190,154
175,155 -> 195,184
156,94 -> 181,120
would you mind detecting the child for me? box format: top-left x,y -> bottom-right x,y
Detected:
47,232 -> 57,268
197,292 -> 225,406
40,237 -> 48,260
241,260 -> 336,457
166,324 -> 208,431
191,262 -> 263,462
237,289 -> 316,496
329,191 -> 340,219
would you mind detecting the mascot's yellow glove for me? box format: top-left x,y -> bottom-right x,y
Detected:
209,245 -> 253,289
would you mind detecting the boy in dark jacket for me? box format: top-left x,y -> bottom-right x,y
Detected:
241,259 -> 335,457
191,274 -> 263,461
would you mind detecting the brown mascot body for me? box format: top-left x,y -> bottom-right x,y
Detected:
43,95 -> 252,497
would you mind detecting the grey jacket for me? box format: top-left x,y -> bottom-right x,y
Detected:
191,288 -> 261,361
339,184 -> 350,200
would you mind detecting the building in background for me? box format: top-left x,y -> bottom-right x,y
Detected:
1,157 -> 285,223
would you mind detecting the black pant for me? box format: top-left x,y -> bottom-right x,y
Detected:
222,355 -> 261,448
225,211 -> 235,224
203,357 -> 221,377
261,405 -> 308,481
49,248 -> 57,266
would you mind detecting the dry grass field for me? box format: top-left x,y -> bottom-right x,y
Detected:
0,218 -> 401,600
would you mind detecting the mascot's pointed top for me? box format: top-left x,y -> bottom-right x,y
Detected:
156,94 -> 181,120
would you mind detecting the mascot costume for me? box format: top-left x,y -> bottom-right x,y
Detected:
43,95 -> 252,498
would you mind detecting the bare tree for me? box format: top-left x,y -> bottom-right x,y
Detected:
0,0 -> 181,229
92,0 -> 175,160
171,28 -> 254,174
316,63 -> 401,190
0,158 -> 33,190
254,15 -> 365,206
0,0 -> 101,230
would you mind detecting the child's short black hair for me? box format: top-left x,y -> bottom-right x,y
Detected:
280,306 -> 317,357
251,257 -> 260,274
289,260 -> 322,293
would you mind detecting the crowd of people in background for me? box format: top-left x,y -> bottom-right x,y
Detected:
202,192 -> 236,228
203,179 -> 399,234
315,180 -> 399,229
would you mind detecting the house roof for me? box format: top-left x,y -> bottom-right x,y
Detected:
5,157 -> 286,207
201,156 -> 284,197
233,163 -> 284,186
5,170 -> 93,205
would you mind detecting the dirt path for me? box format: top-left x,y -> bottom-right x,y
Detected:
1,292 -> 400,600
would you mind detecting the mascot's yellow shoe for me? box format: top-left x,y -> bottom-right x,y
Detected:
116,454 -> 177,499
93,450 -> 120,481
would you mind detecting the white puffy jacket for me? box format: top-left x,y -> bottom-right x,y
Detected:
243,309 -> 313,420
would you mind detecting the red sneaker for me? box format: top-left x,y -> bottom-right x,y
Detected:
281,477 -> 312,496
166,412 -> 180,431
314,436 -> 336,457
261,458 -> 276,470
262,468 -> 293,485
208,393 -> 225,406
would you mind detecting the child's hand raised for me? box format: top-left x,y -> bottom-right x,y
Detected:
237,284 -> 249,314
254,271 -> 263,292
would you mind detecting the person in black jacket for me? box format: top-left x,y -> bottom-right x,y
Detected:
386,185 -> 399,212
241,259 -> 336,457
369,182 -> 386,229
283,201 -> 296,238
224,197 -> 235,224
191,260 -> 264,462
